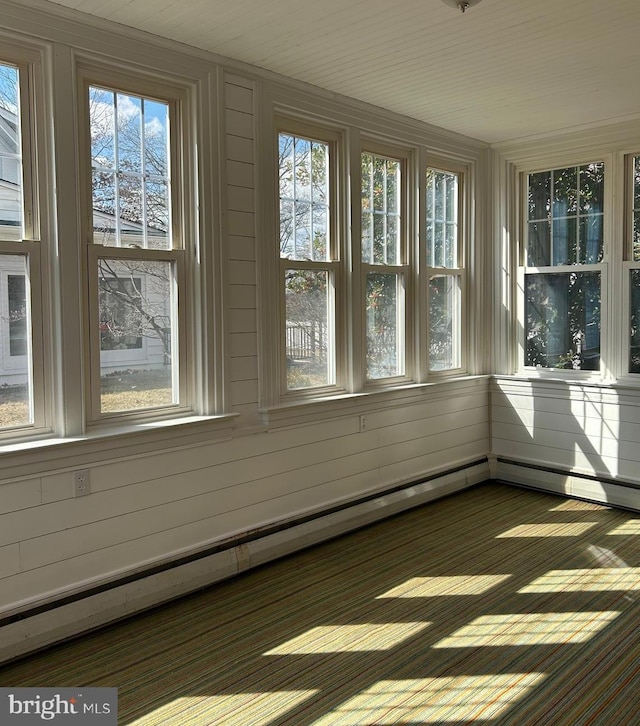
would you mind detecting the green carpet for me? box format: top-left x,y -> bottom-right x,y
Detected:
2,482 -> 640,724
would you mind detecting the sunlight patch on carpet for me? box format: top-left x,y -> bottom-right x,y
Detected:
496,522 -> 597,538
550,500 -> 608,512
129,690 -> 320,725
607,520 -> 640,535
520,567 -> 640,592
264,622 -> 430,655
308,673 -> 545,724
432,611 -> 619,648
376,574 -> 510,598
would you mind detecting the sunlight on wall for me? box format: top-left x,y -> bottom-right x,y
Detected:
496,522 -> 597,538
308,673 -> 545,725
432,611 -> 619,648
130,690 -> 320,726
519,568 -> 640,593
376,575 -> 510,598
264,622 -> 430,655
512,406 -> 535,436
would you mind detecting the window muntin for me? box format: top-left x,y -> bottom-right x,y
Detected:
426,168 -> 463,373
279,130 -> 336,392
524,162 -> 604,371
86,79 -> 185,419
361,151 -> 406,381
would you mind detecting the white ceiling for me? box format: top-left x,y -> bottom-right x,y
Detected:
46,0 -> 640,143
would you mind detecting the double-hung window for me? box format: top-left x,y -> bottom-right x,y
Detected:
522,162 -> 604,372
0,54 -> 45,434
426,166 -> 463,373
361,147 -> 409,382
277,122 -> 339,394
627,155 -> 640,375
82,73 -> 190,421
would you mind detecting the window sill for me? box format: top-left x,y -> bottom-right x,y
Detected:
260,375 -> 490,428
0,413 -> 238,479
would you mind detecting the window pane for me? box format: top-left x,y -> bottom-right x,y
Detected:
278,133 -> 330,262
429,275 -> 460,371
525,272 -> 600,370
361,153 -> 401,265
427,169 -> 458,268
630,269 -> 640,373
90,87 -> 171,249
528,171 -> 550,221
527,163 -> 604,266
0,63 -> 23,241
366,272 -> 402,379
285,269 -> 331,390
98,258 -> 176,412
527,221 -> 551,267
0,255 -> 31,427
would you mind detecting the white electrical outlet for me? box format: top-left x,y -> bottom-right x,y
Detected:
73,469 -> 91,497
359,415 -> 367,432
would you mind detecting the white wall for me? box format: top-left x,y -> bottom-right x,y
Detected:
0,0 -> 491,661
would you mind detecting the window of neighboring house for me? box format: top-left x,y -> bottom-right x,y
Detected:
523,162 -> 604,371
278,125 -> 338,393
361,149 -> 408,381
427,167 -> 463,372
0,58 -> 40,431
85,79 -> 186,418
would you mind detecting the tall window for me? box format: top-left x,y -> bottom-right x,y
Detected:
0,60 -> 36,430
628,156 -> 640,374
427,167 -> 463,372
278,126 -> 337,392
86,80 -> 185,418
524,163 -> 604,371
361,150 -> 406,381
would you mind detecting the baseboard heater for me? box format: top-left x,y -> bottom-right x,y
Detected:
0,458 -> 489,665
494,456 -> 640,512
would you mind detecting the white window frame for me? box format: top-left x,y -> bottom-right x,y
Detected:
623,151 -> 640,380
259,89 -> 480,423
517,157 -> 610,380
275,116 -> 345,400
424,158 -> 467,378
78,65 -> 194,425
359,139 -> 414,388
0,43 -> 50,439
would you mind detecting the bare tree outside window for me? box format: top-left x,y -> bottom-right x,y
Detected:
90,85 -> 177,413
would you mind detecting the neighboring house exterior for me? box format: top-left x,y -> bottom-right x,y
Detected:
0,106 -> 169,387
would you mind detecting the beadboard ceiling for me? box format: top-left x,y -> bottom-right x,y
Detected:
46,0 -> 640,143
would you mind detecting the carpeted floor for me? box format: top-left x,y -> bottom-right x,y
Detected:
2,482 -> 640,725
